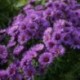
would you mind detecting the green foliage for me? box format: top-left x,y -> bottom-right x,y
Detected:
43,49 -> 80,80
0,0 -> 27,28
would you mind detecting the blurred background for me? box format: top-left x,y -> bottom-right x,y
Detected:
0,0 -> 80,80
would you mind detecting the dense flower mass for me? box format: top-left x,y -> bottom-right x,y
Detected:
0,0 -> 80,79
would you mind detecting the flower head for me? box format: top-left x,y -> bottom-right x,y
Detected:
39,52 -> 53,66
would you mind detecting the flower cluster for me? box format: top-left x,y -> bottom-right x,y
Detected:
0,0 -> 80,80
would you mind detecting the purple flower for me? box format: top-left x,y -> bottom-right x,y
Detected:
7,64 -> 17,76
20,52 -> 36,67
35,5 -> 44,10
52,45 -> 65,57
9,73 -> 23,80
54,19 -> 66,32
23,4 -> 33,13
0,45 -> 8,59
45,39 -> 57,52
26,50 -> 38,59
23,64 -> 35,79
26,22 -> 38,33
43,27 -> 52,43
7,37 -> 16,48
13,45 -> 24,55
18,32 -> 30,45
0,70 -> 8,80
31,43 -> 44,52
52,31 -> 63,44
38,52 -> 53,66
43,8 -> 54,18
70,30 -> 80,49
62,33 -> 72,45
19,23 -> 27,32
7,25 -> 19,36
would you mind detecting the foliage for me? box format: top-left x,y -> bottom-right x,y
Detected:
0,0 -> 27,28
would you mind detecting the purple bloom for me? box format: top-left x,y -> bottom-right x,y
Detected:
7,63 -> 18,77
7,37 -> 16,48
62,33 -> 72,45
13,45 -> 24,55
45,39 -> 57,52
9,72 -> 23,80
23,64 -> 35,79
35,5 -> 44,10
18,32 -> 30,45
39,52 -> 53,66
52,31 -> 63,44
54,19 -> 66,32
26,22 -> 38,33
43,27 -> 52,43
20,51 -> 36,67
52,45 -> 65,57
7,25 -> 19,36
43,8 -> 54,18
31,43 -> 44,52
0,45 -> 8,59
23,4 -> 33,11
70,30 -> 80,49
0,70 -> 8,80
26,50 -> 38,59
19,23 -> 27,32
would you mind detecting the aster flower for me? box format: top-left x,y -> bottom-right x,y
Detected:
54,19 -> 66,32
20,54 -> 32,67
52,45 -> 65,57
0,45 -> 8,59
0,70 -> 8,80
13,45 -> 24,55
52,31 -> 63,44
14,13 -> 25,22
21,49 -> 37,67
23,4 -> 34,13
62,0 -> 77,5
35,5 -> 44,11
26,50 -> 38,59
23,64 -> 36,79
9,74 -> 23,80
38,52 -> 53,66
7,25 -> 19,36
7,63 -> 19,77
31,43 -> 44,52
45,39 -> 57,52
26,22 -> 38,33
62,33 -> 72,45
43,27 -> 52,43
27,11 -> 40,21
7,37 -> 16,48
43,8 -> 54,18
72,39 -> 80,49
18,23 -> 27,32
18,32 -> 30,45
70,30 -> 80,49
